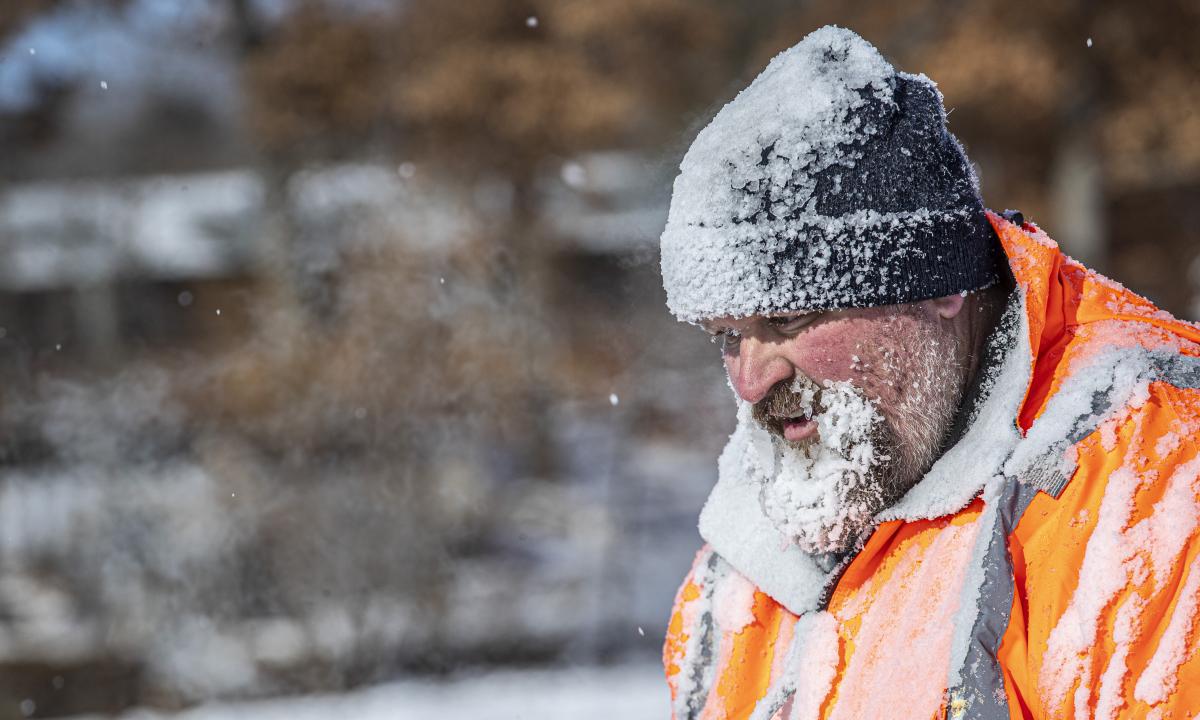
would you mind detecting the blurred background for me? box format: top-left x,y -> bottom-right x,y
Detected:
0,1 -> 1196,717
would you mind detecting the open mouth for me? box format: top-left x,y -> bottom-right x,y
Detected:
780,415 -> 818,442
752,378 -> 826,445
774,405 -> 819,442
755,403 -> 820,444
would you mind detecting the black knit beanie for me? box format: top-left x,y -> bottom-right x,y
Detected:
660,26 -> 1005,322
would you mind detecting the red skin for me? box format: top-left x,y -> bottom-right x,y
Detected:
704,296 -> 969,435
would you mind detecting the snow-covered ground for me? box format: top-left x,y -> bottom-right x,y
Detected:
68,663 -> 668,720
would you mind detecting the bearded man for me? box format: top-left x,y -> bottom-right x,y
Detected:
660,26 -> 1200,720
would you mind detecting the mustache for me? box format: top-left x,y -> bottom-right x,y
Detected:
751,375 -> 825,440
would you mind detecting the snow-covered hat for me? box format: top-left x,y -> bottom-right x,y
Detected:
660,26 -> 1003,323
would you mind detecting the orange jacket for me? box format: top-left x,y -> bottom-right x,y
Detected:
664,212 -> 1200,720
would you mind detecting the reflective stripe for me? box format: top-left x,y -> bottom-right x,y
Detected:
1013,351 -> 1200,499
946,479 -> 1039,719
1154,352 -> 1200,391
673,551 -> 722,720
1021,458 -> 1070,497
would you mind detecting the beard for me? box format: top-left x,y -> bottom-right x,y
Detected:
741,317 -> 969,555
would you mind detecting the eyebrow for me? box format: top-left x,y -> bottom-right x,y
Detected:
699,320 -> 735,333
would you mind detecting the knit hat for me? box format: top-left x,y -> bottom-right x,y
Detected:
660,26 -> 1004,323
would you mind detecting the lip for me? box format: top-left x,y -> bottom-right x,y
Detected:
782,417 -> 818,442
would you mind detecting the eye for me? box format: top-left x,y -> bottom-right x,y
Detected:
707,328 -> 742,350
767,313 -> 817,334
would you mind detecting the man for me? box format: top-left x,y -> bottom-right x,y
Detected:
659,26 -> 1200,720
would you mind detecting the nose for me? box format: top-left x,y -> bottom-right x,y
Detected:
727,336 -> 794,405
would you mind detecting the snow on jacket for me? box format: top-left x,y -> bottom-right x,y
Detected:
663,211 -> 1200,719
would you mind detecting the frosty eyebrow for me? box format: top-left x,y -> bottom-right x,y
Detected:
764,311 -> 824,332
699,312 -> 822,339
767,311 -> 817,323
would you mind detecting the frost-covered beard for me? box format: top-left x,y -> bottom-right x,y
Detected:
740,321 -> 968,554
739,379 -> 893,555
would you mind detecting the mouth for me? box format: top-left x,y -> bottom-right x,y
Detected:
780,415 -> 818,442
752,378 -> 825,445
774,406 -> 818,442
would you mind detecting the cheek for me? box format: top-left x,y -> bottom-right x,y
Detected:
790,317 -> 923,403
788,319 -> 882,383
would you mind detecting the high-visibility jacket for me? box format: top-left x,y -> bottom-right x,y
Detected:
664,211 -> 1200,720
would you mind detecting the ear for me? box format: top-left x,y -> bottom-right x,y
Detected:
923,293 -> 966,320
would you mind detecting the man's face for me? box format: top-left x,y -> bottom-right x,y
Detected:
702,298 -> 971,553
